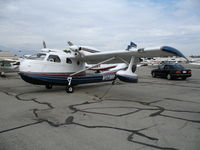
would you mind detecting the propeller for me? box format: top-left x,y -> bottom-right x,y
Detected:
67,41 -> 82,56
67,41 -> 100,53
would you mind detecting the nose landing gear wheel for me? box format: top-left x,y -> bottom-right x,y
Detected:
0,72 -> 5,77
66,86 -> 74,93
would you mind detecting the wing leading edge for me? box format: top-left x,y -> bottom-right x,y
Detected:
82,46 -> 187,64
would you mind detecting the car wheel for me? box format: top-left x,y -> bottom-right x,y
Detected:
45,84 -> 52,89
66,86 -> 74,93
166,74 -> 172,80
152,72 -> 156,78
182,77 -> 186,80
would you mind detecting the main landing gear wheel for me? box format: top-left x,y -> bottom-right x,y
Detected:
112,80 -> 116,85
45,84 -> 52,89
66,86 -> 74,93
0,72 -> 5,77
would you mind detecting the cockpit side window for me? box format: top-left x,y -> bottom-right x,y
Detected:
47,55 -> 61,63
66,58 -> 72,64
28,53 -> 46,60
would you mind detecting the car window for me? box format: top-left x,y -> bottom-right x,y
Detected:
47,55 -> 61,63
164,65 -> 170,70
159,65 -> 165,70
174,64 -> 185,70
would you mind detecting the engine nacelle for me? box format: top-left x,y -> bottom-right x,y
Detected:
116,70 -> 138,83
69,45 -> 79,51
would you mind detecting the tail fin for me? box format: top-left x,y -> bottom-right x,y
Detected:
126,41 -> 137,51
43,41 -> 47,48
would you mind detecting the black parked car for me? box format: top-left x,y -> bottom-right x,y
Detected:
151,64 -> 192,80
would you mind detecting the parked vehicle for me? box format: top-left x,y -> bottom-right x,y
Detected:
151,64 -> 192,80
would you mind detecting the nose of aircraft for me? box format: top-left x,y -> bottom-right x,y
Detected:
19,59 -> 32,72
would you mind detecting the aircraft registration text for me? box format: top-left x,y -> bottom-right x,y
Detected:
102,74 -> 115,81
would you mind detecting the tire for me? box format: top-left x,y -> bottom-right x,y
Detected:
66,86 -> 74,93
166,74 -> 172,80
152,72 -> 156,78
182,77 -> 186,80
112,80 -> 116,85
0,72 -> 5,77
45,84 -> 52,89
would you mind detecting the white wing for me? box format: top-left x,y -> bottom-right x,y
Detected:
82,46 -> 187,64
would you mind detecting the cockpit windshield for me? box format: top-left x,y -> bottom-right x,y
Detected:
28,53 -> 46,60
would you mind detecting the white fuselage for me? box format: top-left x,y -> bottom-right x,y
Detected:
19,48 -> 137,87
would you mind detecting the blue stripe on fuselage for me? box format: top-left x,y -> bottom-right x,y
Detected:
19,72 -> 116,85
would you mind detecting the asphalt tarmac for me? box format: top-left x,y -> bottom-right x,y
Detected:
0,65 -> 200,150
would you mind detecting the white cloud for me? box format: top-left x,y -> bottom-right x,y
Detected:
0,0 -> 200,55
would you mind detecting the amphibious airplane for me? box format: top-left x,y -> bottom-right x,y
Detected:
19,41 -> 187,93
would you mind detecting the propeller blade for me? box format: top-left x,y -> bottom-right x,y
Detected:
68,41 -> 74,46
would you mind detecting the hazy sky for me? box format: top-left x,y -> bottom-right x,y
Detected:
0,0 -> 200,55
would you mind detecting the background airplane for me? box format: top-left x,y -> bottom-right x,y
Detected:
0,59 -> 20,76
0,50 -> 20,77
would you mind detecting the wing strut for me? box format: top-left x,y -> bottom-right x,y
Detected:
116,56 -> 129,65
70,57 -> 116,76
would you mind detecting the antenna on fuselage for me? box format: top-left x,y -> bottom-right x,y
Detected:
43,41 -> 47,48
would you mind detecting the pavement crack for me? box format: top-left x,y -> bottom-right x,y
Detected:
0,121 -> 43,134
68,99 -> 200,124
68,117 -> 178,150
15,92 -> 54,109
177,121 -> 188,130
160,114 -> 200,123
164,98 -> 200,104
128,135 -> 178,150
1,91 -> 55,127
0,90 -> 15,96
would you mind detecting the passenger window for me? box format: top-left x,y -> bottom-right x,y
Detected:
66,58 -> 72,64
47,55 -> 61,63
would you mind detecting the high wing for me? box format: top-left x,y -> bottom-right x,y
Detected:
82,46 -> 187,64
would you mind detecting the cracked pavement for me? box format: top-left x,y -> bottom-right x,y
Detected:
0,66 -> 200,150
